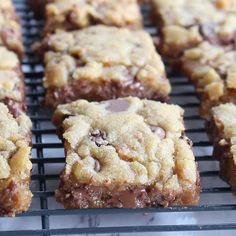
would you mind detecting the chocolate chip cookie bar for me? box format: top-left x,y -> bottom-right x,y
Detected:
43,0 -> 142,34
0,0 -> 24,58
0,47 -> 26,117
0,103 -> 32,216
181,41 -> 236,118
40,25 -> 171,107
53,97 -> 200,209
207,103 -> 236,194
151,0 -> 236,61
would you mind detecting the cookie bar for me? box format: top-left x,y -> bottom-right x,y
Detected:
0,103 -> 32,216
44,0 -> 142,34
207,103 -> 236,194
181,41 -> 236,118
0,0 -> 24,58
53,97 -> 200,209
40,25 -> 171,107
151,0 -> 236,61
0,47 -> 26,117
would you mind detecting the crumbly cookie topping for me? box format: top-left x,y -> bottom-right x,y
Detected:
0,0 -> 23,56
183,41 -> 236,90
152,0 -> 236,55
44,0 -> 142,33
0,103 -> 32,180
0,47 -> 22,101
182,41 -> 236,116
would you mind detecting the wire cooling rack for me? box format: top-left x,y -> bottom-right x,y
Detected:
0,0 -> 235,235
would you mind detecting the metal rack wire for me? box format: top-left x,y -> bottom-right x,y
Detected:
1,0 -> 235,235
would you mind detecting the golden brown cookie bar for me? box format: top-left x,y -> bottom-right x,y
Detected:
40,26 -> 171,107
53,97 -> 200,209
0,47 -> 26,117
0,103 -> 32,216
181,41 -> 236,118
43,0 -> 142,34
0,0 -> 24,58
151,0 -> 236,61
207,103 -> 236,194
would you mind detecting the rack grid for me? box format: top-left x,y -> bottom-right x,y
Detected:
1,0 -> 236,235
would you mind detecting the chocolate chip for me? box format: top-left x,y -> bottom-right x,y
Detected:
153,37 -> 160,48
180,134 -> 193,146
105,99 -> 130,113
186,137 -> 193,146
220,34 -> 235,45
135,43 -> 142,48
68,11 -> 79,25
89,129 -> 109,147
150,126 -> 166,139
94,159 -> 101,172
199,23 -> 218,44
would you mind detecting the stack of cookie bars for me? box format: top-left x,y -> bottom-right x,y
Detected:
28,0 -> 201,210
0,0 -> 32,216
152,0 -> 236,194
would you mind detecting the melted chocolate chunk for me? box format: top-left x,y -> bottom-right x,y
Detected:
89,129 -> 109,147
94,159 -> 101,172
220,33 -> 235,45
150,126 -> 166,139
200,23 -> 218,44
105,99 -> 130,113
